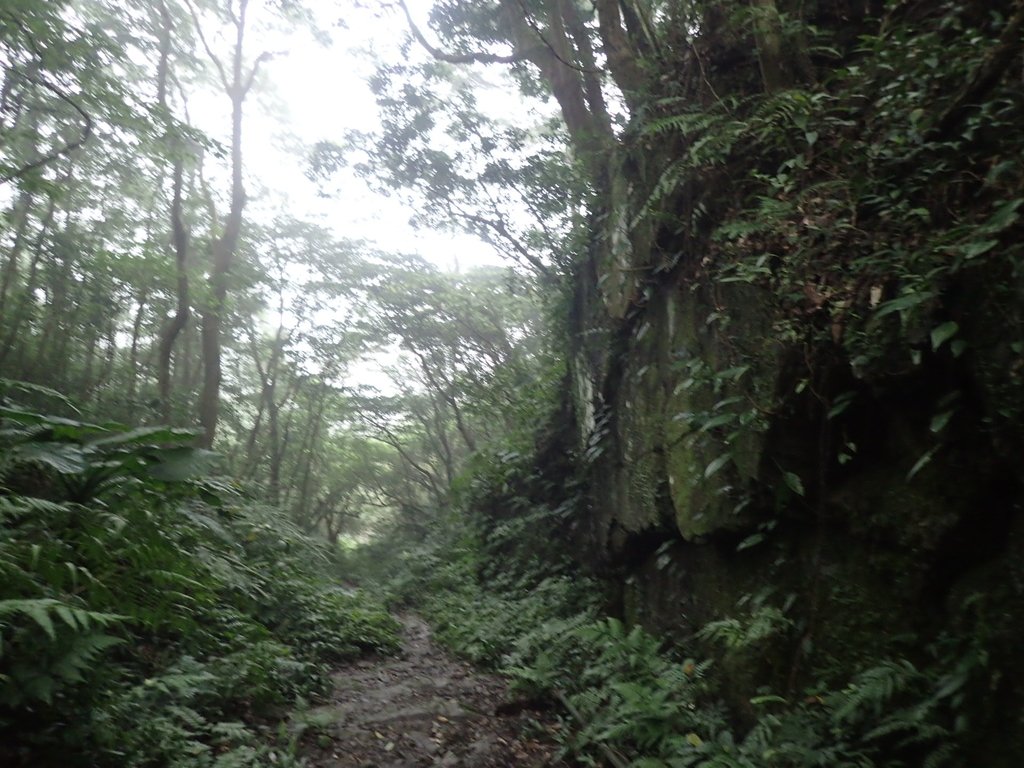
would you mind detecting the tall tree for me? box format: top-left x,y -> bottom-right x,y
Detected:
153,0 -> 196,422
186,0 -> 270,447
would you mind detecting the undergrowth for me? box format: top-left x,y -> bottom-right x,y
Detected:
0,381 -> 399,767
358,440 -> 983,768
396,549 -> 978,768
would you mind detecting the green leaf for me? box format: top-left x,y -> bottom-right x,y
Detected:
828,392 -> 857,420
783,472 -> 805,496
704,454 -> 731,479
25,603 -> 56,640
90,426 -> 199,447
0,408 -> 89,430
0,407 -> 50,427
907,446 -> 941,481
737,533 -> 765,551
930,410 -> 954,433
0,379 -> 81,413
962,240 -> 997,260
13,443 -> 87,474
54,605 -> 78,630
700,413 -> 736,432
148,448 -> 217,482
719,365 -> 750,381
874,291 -> 934,319
984,199 -> 1022,232
750,694 -> 787,706
930,321 -> 959,351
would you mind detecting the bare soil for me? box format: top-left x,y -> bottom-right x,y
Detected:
298,614 -> 564,767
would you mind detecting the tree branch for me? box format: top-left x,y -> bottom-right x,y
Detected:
449,203 -> 559,281
1,73 -> 93,184
933,1 -> 1024,140
397,0 -> 525,64
595,0 -> 645,108
184,0 -> 229,90
561,0 -> 612,122
514,0 -> 605,75
499,0 -> 611,163
241,51 -> 274,97
363,413 -> 443,497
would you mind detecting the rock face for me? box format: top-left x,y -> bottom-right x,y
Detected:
566,225 -> 1024,748
558,5 -> 1024,748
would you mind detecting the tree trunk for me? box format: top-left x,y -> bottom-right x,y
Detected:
293,387 -> 327,519
155,1 -> 192,424
750,0 -> 789,93
0,189 -> 35,324
0,190 -> 56,367
126,290 -> 149,405
498,0 -> 613,169
89,317 -> 118,406
594,0 -> 645,109
157,153 -> 191,422
78,313 -> 99,397
197,0 -> 257,448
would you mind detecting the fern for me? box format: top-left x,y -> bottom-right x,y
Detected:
830,659 -> 920,723
633,159 -> 687,225
0,598 -> 124,640
0,495 -> 71,520
923,742 -> 957,768
0,394 -> 400,761
641,110 -> 712,138
0,598 -> 126,705
698,606 -> 792,650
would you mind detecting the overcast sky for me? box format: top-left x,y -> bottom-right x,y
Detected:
192,0 -> 508,273
182,0 -> 531,389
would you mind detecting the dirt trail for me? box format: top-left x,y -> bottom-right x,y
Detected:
299,615 -> 562,767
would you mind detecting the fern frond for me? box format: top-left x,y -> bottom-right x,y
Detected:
831,659 -> 920,723
0,598 -> 126,639
923,742 -> 958,768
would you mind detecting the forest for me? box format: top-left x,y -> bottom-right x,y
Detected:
1,0 -> 1023,765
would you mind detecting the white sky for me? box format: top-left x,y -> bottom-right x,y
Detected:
178,0 -> 543,390
193,0 -> 511,273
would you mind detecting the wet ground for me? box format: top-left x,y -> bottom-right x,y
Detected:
298,615 -> 564,767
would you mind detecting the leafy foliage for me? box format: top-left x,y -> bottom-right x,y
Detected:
415,561 -> 977,768
5,0 -> 1024,765
0,390 -> 398,765
324,1 -> 1024,766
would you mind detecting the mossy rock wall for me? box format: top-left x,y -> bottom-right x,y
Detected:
567,222 -> 1024,745
559,7 -> 1024,750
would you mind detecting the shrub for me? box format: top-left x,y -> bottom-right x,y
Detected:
0,391 -> 399,764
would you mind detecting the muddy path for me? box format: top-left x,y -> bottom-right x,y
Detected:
298,615 -> 565,767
